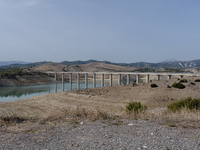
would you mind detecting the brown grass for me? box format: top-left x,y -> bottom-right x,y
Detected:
0,102 -> 199,131
0,76 -> 200,130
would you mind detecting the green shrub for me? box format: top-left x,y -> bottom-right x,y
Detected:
180,79 -> 187,82
191,82 -> 195,85
132,82 -> 137,86
172,82 -> 185,89
167,85 -> 171,88
125,101 -> 147,114
168,97 -> 200,112
194,79 -> 200,82
151,83 -> 158,88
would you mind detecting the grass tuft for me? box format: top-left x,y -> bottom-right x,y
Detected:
167,97 -> 200,112
125,100 -> 147,114
194,79 -> 200,82
150,83 -> 158,88
167,85 -> 171,88
172,82 -> 185,89
179,79 -> 187,82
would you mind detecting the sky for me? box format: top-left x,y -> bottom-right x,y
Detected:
1,0 -> 200,63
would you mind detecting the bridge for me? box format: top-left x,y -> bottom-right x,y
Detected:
45,71 -> 200,90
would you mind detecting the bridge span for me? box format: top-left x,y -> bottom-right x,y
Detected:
45,71 -> 200,90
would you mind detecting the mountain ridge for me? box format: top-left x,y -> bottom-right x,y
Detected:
0,59 -> 200,69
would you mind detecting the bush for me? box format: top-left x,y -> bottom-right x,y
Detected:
180,79 -> 187,82
191,82 -> 195,85
125,101 -> 147,114
151,83 -> 158,88
167,85 -> 171,88
168,97 -> 200,112
172,82 -> 185,89
194,79 -> 200,82
132,82 -> 137,86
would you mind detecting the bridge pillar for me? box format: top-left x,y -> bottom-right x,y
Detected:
85,73 -> 88,89
55,83 -> 57,92
69,73 -> 72,90
146,74 -> 150,82
157,75 -> 160,81
62,73 -> 64,84
62,73 -> 64,91
55,73 -> 57,80
77,73 -> 80,90
93,73 -> 96,88
168,75 -> 172,80
136,74 -> 140,84
127,74 -> 130,85
118,74 -> 121,85
110,74 -> 112,86
62,83 -> 64,91
101,74 -> 104,87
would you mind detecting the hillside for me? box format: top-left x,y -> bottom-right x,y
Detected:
65,62 -> 137,72
1,59 -> 200,69
31,63 -> 67,72
30,62 -> 138,72
0,61 -> 51,69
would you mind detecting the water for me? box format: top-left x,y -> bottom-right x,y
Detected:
0,80 -> 114,102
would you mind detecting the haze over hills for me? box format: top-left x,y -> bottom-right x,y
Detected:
0,59 -> 200,69
0,61 -> 28,66
0,61 -> 51,69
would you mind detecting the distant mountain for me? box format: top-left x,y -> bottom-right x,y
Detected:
0,61 -> 28,66
0,61 -> 51,69
1,59 -> 200,69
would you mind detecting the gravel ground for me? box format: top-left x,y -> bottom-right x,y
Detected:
0,120 -> 199,150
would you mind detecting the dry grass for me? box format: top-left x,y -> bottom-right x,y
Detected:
0,106 -> 122,127
1,76 -> 200,130
0,101 -> 199,130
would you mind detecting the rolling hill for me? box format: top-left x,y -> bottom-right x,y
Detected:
1,59 -> 200,69
30,62 -> 138,72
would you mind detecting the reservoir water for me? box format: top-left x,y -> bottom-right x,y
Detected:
0,80 -> 115,102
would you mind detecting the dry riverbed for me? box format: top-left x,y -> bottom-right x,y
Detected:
0,77 -> 200,149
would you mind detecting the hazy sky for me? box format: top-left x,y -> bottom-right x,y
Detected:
1,0 -> 200,63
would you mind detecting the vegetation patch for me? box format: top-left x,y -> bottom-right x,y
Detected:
0,116 -> 27,123
191,82 -> 195,85
194,79 -> 200,82
172,82 -> 185,89
167,85 -> 171,88
150,83 -> 158,88
167,97 -> 200,112
179,79 -> 187,82
132,82 -> 137,86
125,101 -> 147,114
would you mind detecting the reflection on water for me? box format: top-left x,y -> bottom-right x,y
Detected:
0,80 -> 113,102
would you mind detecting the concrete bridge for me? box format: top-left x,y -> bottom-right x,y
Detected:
45,71 -> 200,90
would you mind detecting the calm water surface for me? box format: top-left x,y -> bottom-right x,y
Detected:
0,80 -> 114,102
